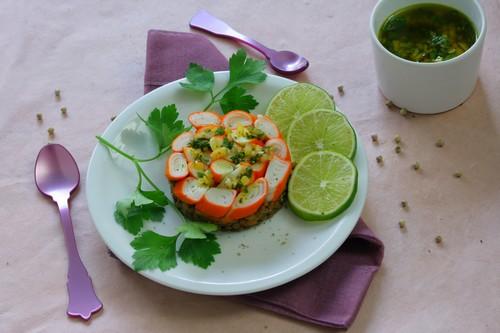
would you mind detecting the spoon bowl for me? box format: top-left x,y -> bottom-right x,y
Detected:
269,50 -> 309,75
35,144 -> 80,198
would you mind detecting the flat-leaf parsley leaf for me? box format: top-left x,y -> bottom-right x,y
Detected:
220,86 -> 259,113
176,221 -> 218,239
138,104 -> 189,151
131,231 -> 179,271
179,49 -> 266,113
114,191 -> 166,235
178,233 -> 221,269
179,63 -> 215,93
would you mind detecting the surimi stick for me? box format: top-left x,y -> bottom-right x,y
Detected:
173,177 -> 209,204
264,158 -> 292,201
195,188 -> 237,218
222,110 -> 253,128
188,111 -> 221,128
254,115 -> 281,139
265,138 -> 291,161
165,152 -> 188,181
224,178 -> 268,221
172,131 -> 194,152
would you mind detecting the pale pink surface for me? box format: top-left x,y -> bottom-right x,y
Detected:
1,1 -> 500,332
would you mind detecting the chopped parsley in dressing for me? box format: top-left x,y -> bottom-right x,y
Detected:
378,4 -> 476,63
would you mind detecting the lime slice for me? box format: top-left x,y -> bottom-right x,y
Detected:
287,109 -> 356,162
288,151 -> 357,221
265,83 -> 335,137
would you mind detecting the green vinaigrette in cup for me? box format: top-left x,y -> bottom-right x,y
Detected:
378,3 -> 476,63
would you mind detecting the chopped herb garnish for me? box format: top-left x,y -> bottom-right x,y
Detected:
190,138 -> 211,151
36,113 -> 43,121
54,89 -> 61,100
453,172 -> 462,178
222,137 -> 234,150
371,134 -> 378,143
395,145 -> 402,154
244,167 -> 253,177
215,127 -> 225,135
337,85 -> 344,95
412,162 -> 420,171
60,107 -> 67,116
399,220 -> 406,229
47,127 -> 55,137
230,151 -> 245,164
401,201 -> 408,209
400,108 -> 408,116
248,127 -> 266,139
394,135 -> 401,144
376,155 -> 384,164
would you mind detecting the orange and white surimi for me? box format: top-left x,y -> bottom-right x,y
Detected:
172,131 -> 194,152
265,138 -> 291,161
264,157 -> 292,201
254,115 -> 281,139
210,159 -> 235,183
224,178 -> 268,221
195,188 -> 237,218
188,111 -> 221,128
222,110 -> 253,128
173,177 -> 209,204
165,152 -> 188,181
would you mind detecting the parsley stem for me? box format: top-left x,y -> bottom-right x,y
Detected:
136,147 -> 170,162
97,135 -> 168,163
136,167 -> 186,221
135,162 -> 143,189
96,136 -> 136,162
137,167 -> 161,193
203,84 -> 233,111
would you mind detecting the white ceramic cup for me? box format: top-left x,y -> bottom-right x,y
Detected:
370,0 -> 486,114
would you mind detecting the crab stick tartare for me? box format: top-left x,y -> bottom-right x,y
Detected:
166,110 -> 292,230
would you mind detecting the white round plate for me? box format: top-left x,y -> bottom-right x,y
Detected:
86,72 -> 368,296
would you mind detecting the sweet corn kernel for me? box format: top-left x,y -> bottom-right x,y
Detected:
240,176 -> 251,185
210,147 -> 229,160
209,136 -> 223,150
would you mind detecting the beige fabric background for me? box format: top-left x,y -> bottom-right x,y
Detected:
1,0 -> 499,332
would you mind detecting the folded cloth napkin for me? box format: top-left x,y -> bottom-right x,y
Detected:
144,29 -> 384,329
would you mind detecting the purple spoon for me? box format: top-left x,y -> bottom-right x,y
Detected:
190,10 -> 309,75
34,144 -> 102,320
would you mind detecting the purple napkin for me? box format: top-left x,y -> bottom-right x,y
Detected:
144,29 -> 384,329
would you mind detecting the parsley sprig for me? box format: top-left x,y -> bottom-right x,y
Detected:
97,104 -> 221,271
180,48 -> 267,113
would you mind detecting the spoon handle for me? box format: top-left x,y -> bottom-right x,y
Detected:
190,10 -> 273,58
56,197 -> 102,320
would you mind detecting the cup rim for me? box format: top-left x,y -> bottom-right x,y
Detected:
369,0 -> 487,67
